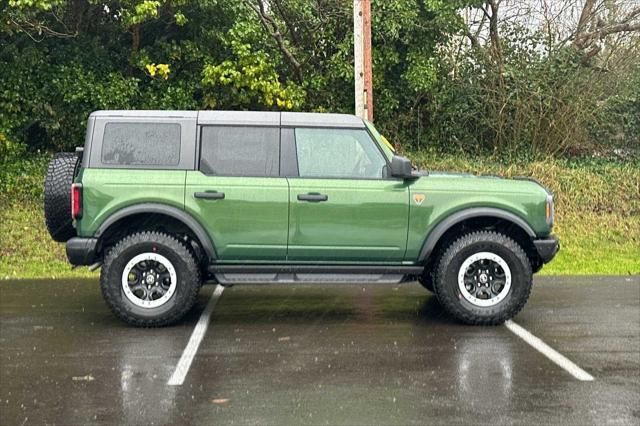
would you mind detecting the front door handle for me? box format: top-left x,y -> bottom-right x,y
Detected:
194,191 -> 225,200
297,193 -> 328,202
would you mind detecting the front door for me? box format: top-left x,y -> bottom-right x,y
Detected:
185,124 -> 289,261
286,127 -> 410,262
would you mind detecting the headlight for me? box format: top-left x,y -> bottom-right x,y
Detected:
545,194 -> 554,229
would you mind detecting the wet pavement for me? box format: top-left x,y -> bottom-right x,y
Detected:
1,276 -> 638,425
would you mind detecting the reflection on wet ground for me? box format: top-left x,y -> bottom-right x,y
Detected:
1,276 -> 638,425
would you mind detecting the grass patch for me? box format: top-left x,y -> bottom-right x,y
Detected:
0,153 -> 638,279
0,202 -> 98,279
537,211 -> 638,275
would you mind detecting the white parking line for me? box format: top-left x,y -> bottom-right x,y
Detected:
167,285 -> 225,386
505,320 -> 594,381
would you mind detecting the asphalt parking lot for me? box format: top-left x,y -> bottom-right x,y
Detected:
1,276 -> 639,425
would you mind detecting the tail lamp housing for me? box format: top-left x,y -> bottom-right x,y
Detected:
71,183 -> 83,219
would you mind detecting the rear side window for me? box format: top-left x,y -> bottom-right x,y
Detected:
101,122 -> 181,166
200,126 -> 279,176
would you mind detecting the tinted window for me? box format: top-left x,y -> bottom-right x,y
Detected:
101,122 -> 181,166
200,126 -> 279,176
295,128 -> 386,178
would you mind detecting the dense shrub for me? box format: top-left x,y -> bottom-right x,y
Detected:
384,28 -> 640,158
0,0 -> 638,159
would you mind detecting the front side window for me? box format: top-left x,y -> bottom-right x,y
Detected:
295,128 -> 387,178
101,122 -> 181,166
200,126 -> 279,176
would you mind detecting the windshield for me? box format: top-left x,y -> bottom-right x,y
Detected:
364,120 -> 395,161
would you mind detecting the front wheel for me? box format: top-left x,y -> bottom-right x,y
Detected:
433,231 -> 532,325
100,231 -> 202,327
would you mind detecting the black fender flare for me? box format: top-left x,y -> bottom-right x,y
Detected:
94,203 -> 217,260
418,207 -> 536,262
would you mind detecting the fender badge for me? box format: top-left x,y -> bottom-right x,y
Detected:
413,194 -> 425,205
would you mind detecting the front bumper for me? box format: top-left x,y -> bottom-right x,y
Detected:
66,237 -> 98,266
534,235 -> 560,264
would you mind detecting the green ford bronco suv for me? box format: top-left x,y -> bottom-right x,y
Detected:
44,110 -> 558,327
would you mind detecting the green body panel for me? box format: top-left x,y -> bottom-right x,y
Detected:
77,168 -> 550,265
76,124 -> 552,266
184,172 -> 289,261
287,178 -> 410,262
404,173 -> 550,260
76,168 -> 186,237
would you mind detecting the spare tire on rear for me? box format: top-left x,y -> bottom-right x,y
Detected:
44,152 -> 81,242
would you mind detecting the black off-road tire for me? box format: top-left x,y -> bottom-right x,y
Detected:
100,231 -> 202,327
44,152 -> 81,242
433,231 -> 533,325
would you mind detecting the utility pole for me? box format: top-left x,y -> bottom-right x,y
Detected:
354,0 -> 373,122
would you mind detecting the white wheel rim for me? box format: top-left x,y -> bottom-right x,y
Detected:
121,253 -> 177,308
457,252 -> 512,307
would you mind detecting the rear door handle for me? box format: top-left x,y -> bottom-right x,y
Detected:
297,193 -> 328,202
194,191 -> 225,200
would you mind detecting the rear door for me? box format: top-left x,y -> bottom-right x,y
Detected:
285,127 -> 410,262
185,114 -> 289,261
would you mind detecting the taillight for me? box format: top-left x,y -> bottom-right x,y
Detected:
71,183 -> 82,219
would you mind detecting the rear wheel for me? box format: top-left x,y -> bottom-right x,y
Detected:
100,231 -> 202,327
433,231 -> 532,325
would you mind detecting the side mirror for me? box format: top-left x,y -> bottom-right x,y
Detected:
389,155 -> 415,179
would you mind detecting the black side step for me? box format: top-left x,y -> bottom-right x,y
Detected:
207,264 -> 424,285
208,265 -> 424,274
